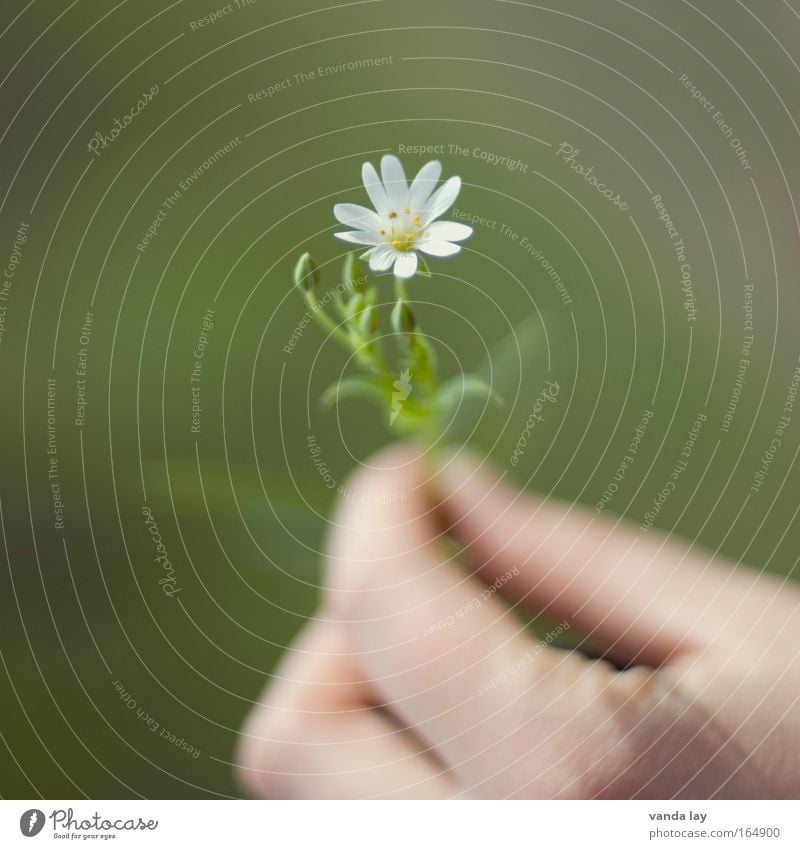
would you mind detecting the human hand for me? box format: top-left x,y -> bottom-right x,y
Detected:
237,445 -> 800,798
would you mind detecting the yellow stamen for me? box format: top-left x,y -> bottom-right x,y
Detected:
390,231 -> 417,251
388,211 -> 397,219
403,208 -> 410,214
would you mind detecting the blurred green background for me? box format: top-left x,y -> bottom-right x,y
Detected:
1,0 -> 799,798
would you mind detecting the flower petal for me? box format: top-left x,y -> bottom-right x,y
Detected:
423,176 -> 462,224
334,230 -> 380,246
369,243 -> 396,272
362,161 -> 389,214
407,160 -> 442,210
393,251 -> 418,278
380,155 -> 408,209
333,202 -> 382,231
418,240 -> 462,257
422,221 -> 472,242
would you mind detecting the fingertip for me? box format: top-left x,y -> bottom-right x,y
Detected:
323,441 -> 439,607
328,441 -> 428,527
431,445 -> 486,493
430,446 -> 524,526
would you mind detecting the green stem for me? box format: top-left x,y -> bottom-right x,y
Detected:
305,292 -> 352,348
394,276 -> 409,302
307,291 -> 390,376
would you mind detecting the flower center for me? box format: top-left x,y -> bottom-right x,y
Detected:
385,211 -> 424,251
391,231 -> 418,251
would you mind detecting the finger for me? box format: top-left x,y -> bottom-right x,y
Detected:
324,444 -> 627,791
236,618 -> 459,799
325,446 -> 770,798
433,449 -> 789,667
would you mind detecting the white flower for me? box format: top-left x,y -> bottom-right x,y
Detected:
333,155 -> 473,279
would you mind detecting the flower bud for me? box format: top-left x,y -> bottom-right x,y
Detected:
293,252 -> 319,293
343,252 -> 367,293
346,292 -> 365,319
391,299 -> 416,335
358,304 -> 378,338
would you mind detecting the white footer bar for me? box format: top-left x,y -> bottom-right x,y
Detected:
2,799 -> 797,848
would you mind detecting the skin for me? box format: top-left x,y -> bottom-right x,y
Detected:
237,444 -> 800,799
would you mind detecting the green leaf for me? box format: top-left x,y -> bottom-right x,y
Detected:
343,252 -> 367,292
408,334 -> 437,388
345,292 -> 366,319
391,299 -> 416,334
336,290 -> 368,321
358,304 -> 378,338
437,374 -> 502,421
320,374 -> 391,410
